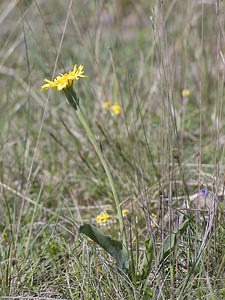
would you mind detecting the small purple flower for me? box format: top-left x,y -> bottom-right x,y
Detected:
199,187 -> 208,197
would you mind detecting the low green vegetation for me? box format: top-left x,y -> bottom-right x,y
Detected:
0,0 -> 225,299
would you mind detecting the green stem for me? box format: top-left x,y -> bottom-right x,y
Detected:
75,106 -> 128,250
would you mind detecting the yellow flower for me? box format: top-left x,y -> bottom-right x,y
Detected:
96,212 -> 110,225
181,89 -> 190,97
111,102 -> 122,116
96,215 -> 102,224
122,209 -> 129,217
101,213 -> 109,223
151,213 -> 157,219
41,64 -> 86,91
103,99 -> 111,110
151,213 -> 157,228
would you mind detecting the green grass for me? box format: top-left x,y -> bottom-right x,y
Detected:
0,0 -> 225,299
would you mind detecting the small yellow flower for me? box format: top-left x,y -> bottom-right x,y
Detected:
151,213 -> 157,228
122,209 -> 129,217
103,99 -> 111,110
41,64 -> 86,91
111,102 -> 122,116
151,213 -> 157,219
181,89 -> 190,97
96,215 -> 102,224
96,212 -> 110,225
101,213 -> 109,223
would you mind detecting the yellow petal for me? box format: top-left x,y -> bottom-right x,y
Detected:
111,102 -> 122,116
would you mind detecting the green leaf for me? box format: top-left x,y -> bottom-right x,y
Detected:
157,219 -> 189,265
142,287 -> 154,299
158,232 -> 176,265
174,219 -> 189,234
138,237 -> 154,281
79,224 -> 129,273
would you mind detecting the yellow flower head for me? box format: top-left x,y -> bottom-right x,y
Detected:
41,64 -> 86,91
151,213 -> 157,219
181,89 -> 190,97
151,213 -> 157,228
122,209 -> 129,217
96,212 -> 109,225
111,102 -> 122,116
103,99 -> 111,110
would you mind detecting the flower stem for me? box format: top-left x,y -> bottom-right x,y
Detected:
75,107 -> 128,250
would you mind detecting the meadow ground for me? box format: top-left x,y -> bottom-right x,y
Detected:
0,0 -> 225,299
